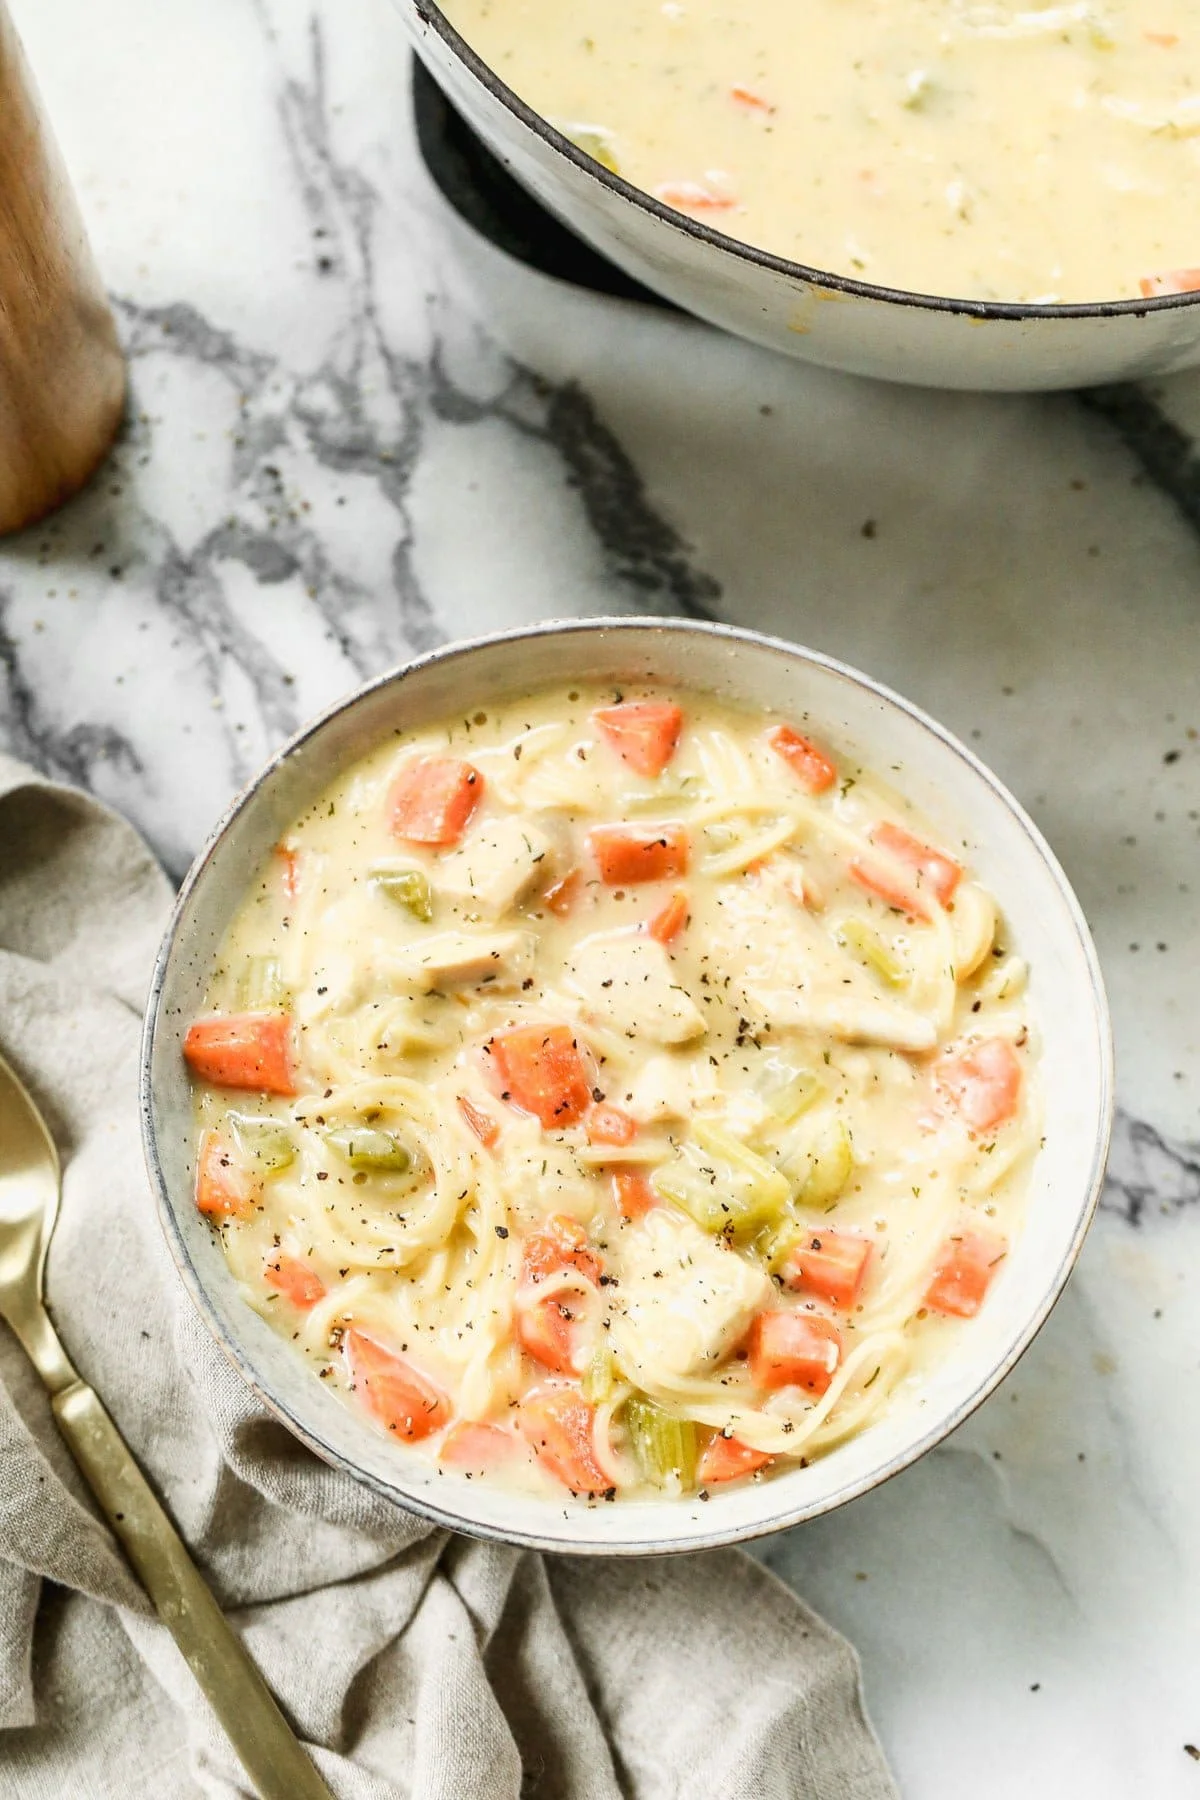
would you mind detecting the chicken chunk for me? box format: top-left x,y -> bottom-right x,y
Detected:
567,931 -> 706,1045
610,1210 -> 771,1383
388,929 -> 534,992
436,816 -> 556,919
622,1052 -> 721,1123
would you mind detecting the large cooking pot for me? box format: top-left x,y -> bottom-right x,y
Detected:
398,0 -> 1200,392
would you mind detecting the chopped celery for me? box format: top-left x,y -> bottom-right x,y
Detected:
581,1344 -> 618,1405
836,918 -> 906,987
625,1396 -> 696,1488
227,1111 -> 295,1173
238,955 -> 287,1010
756,1057 -> 825,1124
323,1125 -> 413,1172
372,867 -> 434,922
755,1215 -> 807,1275
653,1122 -> 791,1233
797,1119 -> 853,1209
564,126 -> 620,174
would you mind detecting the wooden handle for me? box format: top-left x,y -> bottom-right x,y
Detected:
51,1379 -> 335,1800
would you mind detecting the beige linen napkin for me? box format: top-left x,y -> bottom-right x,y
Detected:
0,754 -> 897,1799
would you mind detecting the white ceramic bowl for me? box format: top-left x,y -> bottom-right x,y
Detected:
141,620 -> 1113,1554
398,0 -> 1200,391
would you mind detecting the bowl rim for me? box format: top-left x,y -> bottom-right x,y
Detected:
141,616 -> 1114,1555
409,0 -> 1200,324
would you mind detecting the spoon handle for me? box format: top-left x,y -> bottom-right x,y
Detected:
51,1378 -> 336,1800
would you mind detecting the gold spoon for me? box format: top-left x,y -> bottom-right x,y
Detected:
0,1046 -> 336,1800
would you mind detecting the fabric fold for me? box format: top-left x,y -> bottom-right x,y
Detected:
0,759 -> 897,1798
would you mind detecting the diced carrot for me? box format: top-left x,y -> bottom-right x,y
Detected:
458,1093 -> 500,1149
264,1253 -> 326,1310
1144,28 -> 1179,44
521,1215 -> 603,1286
440,1421 -> 517,1471
195,1131 -> 258,1220
275,843 -> 300,902
655,180 -> 737,212
589,823 -> 690,884
749,1311 -> 843,1395
783,1230 -> 873,1309
516,1294 -> 580,1374
1139,267 -> 1200,298
850,820 -> 962,918
388,757 -> 483,847
935,1037 -> 1022,1134
613,1170 -> 657,1220
585,1103 -> 638,1147
490,1024 -> 593,1129
647,887 -> 690,945
766,723 -> 838,795
592,700 -> 684,776
183,1012 -> 296,1096
925,1231 -> 1007,1318
518,1387 -> 611,1494
730,84 -> 775,113
543,868 -> 581,915
697,1432 -> 773,1485
344,1328 -> 449,1441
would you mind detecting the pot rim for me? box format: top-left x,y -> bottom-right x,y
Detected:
141,616 -> 1114,1554
409,0 -> 1200,325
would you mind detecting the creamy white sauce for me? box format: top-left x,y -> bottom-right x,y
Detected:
441,0 -> 1200,302
187,685 -> 1039,1502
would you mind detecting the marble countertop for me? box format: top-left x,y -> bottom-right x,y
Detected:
3,0 -> 1199,1791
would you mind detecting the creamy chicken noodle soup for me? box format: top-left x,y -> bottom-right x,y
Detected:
441,0 -> 1200,303
184,687 -> 1038,1502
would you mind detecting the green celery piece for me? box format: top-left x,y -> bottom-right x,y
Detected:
227,1111 -> 295,1174
836,918 -> 906,987
756,1059 -> 825,1124
625,1396 -> 696,1488
373,867 -> 434,923
798,1119 -> 853,1209
654,1122 -> 791,1233
565,126 -> 620,174
323,1125 -> 413,1172
581,1345 -> 617,1405
755,1215 -> 807,1275
238,955 -> 287,1011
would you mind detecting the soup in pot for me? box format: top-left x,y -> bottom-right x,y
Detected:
441,0 -> 1200,303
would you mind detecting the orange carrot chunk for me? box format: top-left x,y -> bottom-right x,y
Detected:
490,1024 -> 593,1128
613,1170 -> 658,1220
388,756 -> 483,846
516,1295 -> 580,1374
1139,267 -> 1200,297
440,1421 -> 517,1471
935,1037 -> 1022,1134
592,700 -> 684,776
518,1387 -> 611,1493
766,723 -> 838,795
195,1131 -> 258,1220
589,823 -> 690,884
749,1311 -> 843,1395
521,1215 -> 603,1287
344,1328 -> 449,1441
783,1230 -> 873,1309
925,1231 -> 1007,1318
263,1253 -> 326,1310
183,1012 -> 296,1096
647,887 -> 690,944
543,868 -> 581,916
585,1103 -> 638,1147
697,1432 -> 774,1486
458,1094 -> 500,1149
850,820 -> 962,917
